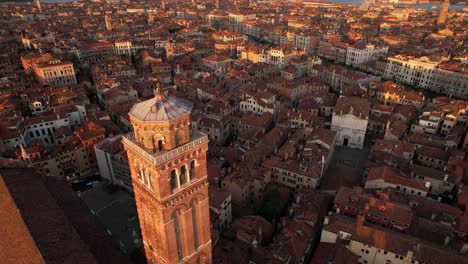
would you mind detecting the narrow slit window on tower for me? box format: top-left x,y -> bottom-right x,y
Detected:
180,166 -> 187,185
191,201 -> 199,249
147,172 -> 152,189
173,213 -> 183,261
138,166 -> 143,181
175,131 -> 180,146
170,170 -> 178,191
158,140 -> 163,151
189,160 -> 195,181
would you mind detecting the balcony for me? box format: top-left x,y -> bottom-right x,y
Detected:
122,130 -> 208,165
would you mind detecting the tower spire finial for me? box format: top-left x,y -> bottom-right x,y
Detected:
151,77 -> 163,113
154,77 -> 162,97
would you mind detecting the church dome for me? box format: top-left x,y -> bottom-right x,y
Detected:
128,78 -> 192,122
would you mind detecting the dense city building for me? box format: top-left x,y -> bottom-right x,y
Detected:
0,0 -> 467,263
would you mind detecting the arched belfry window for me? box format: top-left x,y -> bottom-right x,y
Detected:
138,165 -> 144,181
158,140 -> 163,151
170,170 -> 178,191
180,165 -> 188,185
146,170 -> 152,189
189,160 -> 195,181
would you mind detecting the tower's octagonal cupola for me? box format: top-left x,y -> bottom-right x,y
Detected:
128,78 -> 192,152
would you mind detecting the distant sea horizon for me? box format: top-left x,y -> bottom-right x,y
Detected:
323,0 -> 466,10
15,0 -> 467,11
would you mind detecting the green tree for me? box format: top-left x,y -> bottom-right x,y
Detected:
258,186 -> 289,223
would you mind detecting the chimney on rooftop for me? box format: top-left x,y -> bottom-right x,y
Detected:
105,15 -> 112,31
460,244 -> 468,254
425,181 -> 431,189
357,202 -> 370,226
34,0 -> 42,13
406,249 -> 414,261
257,226 -> 263,245
444,236 -> 453,247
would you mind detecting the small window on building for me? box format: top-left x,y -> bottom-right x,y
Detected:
170,170 -> 178,191
158,140 -> 163,151
180,166 -> 188,185
189,160 -> 195,181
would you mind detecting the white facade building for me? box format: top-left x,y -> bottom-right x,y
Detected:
267,47 -> 305,67
321,216 -> 417,264
239,95 -> 276,115
384,55 -> 467,99
29,100 -> 47,115
431,64 -> 468,99
331,97 -> 370,149
1,105 -> 85,151
228,12 -> 256,31
95,135 -> 132,191
346,44 -> 388,68
320,214 -> 466,264
209,189 -> 232,231
294,34 -> 311,52
24,110 -> 82,146
33,60 -> 77,88
410,111 -> 442,134
114,41 -> 135,56
384,54 -> 449,89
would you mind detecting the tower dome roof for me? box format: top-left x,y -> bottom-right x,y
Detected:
128,78 -> 192,122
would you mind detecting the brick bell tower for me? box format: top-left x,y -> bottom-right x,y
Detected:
122,78 -> 212,264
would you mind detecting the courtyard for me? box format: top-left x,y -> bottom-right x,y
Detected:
79,182 -> 141,254
319,144 -> 371,193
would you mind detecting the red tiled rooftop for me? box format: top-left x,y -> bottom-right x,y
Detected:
0,168 -> 98,264
0,175 -> 45,264
311,242 -> 358,264
209,188 -> 230,209
335,96 -> 371,119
